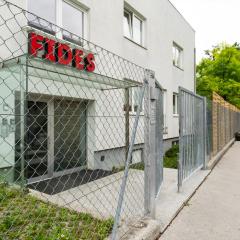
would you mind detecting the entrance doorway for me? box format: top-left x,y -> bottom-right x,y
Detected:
24,96 -> 87,183
25,100 -> 49,180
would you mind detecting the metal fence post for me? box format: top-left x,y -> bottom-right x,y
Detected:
144,69 -> 157,217
20,59 -> 27,187
155,83 -> 164,196
111,80 -> 147,240
203,97 -> 207,169
178,88 -> 183,192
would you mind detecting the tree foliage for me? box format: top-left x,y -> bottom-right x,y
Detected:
196,43 -> 240,108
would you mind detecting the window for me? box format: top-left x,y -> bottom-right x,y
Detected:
62,1 -> 84,40
28,0 -> 56,32
173,93 -> 179,115
124,10 -> 132,39
123,8 -> 144,45
173,43 -> 183,69
28,0 -> 87,40
172,140 -> 179,146
130,87 -> 143,113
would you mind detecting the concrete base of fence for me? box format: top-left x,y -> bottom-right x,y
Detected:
109,217 -> 161,240
207,139 -> 235,169
118,168 -> 210,240
155,168 -> 210,232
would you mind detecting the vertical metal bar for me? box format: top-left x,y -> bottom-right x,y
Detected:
19,58 -> 27,187
203,97 -> 207,169
191,95 -> 194,172
178,87 -> 183,192
125,88 -> 130,161
224,106 -> 226,145
192,95 -> 195,173
144,71 -> 160,217
185,93 -> 189,178
217,104 -> 220,152
189,94 -> 193,174
144,76 -> 151,215
155,87 -> 163,195
182,92 -> 185,181
111,81 -> 147,240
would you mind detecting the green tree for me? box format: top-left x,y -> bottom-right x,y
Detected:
197,43 -> 240,107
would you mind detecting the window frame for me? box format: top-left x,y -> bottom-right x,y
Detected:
129,87 -> 144,115
173,42 -> 183,70
173,93 -> 179,116
61,0 -> 87,40
123,9 -> 133,39
27,0 -> 88,40
27,0 -> 57,35
163,90 -> 168,133
123,7 -> 145,47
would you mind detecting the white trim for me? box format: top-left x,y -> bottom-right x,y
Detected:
123,5 -> 146,47
173,93 -> 179,115
173,42 -> 184,70
27,0 -> 89,40
63,0 -> 89,40
26,96 -> 88,183
56,0 -> 63,38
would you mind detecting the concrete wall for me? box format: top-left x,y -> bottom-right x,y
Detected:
78,0 -> 195,140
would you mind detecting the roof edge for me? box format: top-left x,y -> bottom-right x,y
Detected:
167,0 -> 195,33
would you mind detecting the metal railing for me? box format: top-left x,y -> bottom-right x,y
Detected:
178,87 -> 206,190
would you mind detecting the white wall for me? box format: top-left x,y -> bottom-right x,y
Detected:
78,0 -> 195,139
0,0 -> 195,171
3,0 -> 195,140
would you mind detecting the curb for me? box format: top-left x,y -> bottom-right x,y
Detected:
207,139 -> 235,170
122,141 -> 235,240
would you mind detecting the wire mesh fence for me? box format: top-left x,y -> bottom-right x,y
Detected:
0,1 -> 151,239
1,1 -> 240,240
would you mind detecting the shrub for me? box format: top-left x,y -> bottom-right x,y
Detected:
164,144 -> 179,169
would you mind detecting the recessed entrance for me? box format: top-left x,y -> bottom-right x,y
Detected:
25,100 -> 48,180
23,96 -> 87,183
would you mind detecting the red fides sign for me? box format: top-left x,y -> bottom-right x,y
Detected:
29,32 -> 95,72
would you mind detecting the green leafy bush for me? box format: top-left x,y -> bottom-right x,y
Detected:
164,144 -> 179,169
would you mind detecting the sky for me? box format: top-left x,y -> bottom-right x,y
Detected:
169,0 -> 240,62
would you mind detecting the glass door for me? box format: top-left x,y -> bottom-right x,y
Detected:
25,100 -> 49,181
53,99 -> 87,175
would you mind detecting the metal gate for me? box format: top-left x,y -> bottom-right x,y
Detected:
178,87 -> 206,190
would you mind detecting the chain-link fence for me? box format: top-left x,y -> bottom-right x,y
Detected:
0,1 -> 157,239
1,1 -> 240,240
208,92 -> 240,159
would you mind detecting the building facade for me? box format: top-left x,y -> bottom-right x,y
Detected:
0,0 -> 195,184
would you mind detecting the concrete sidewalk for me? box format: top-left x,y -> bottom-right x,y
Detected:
160,142 -> 240,240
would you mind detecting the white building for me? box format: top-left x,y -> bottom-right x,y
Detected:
0,0 -> 195,184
